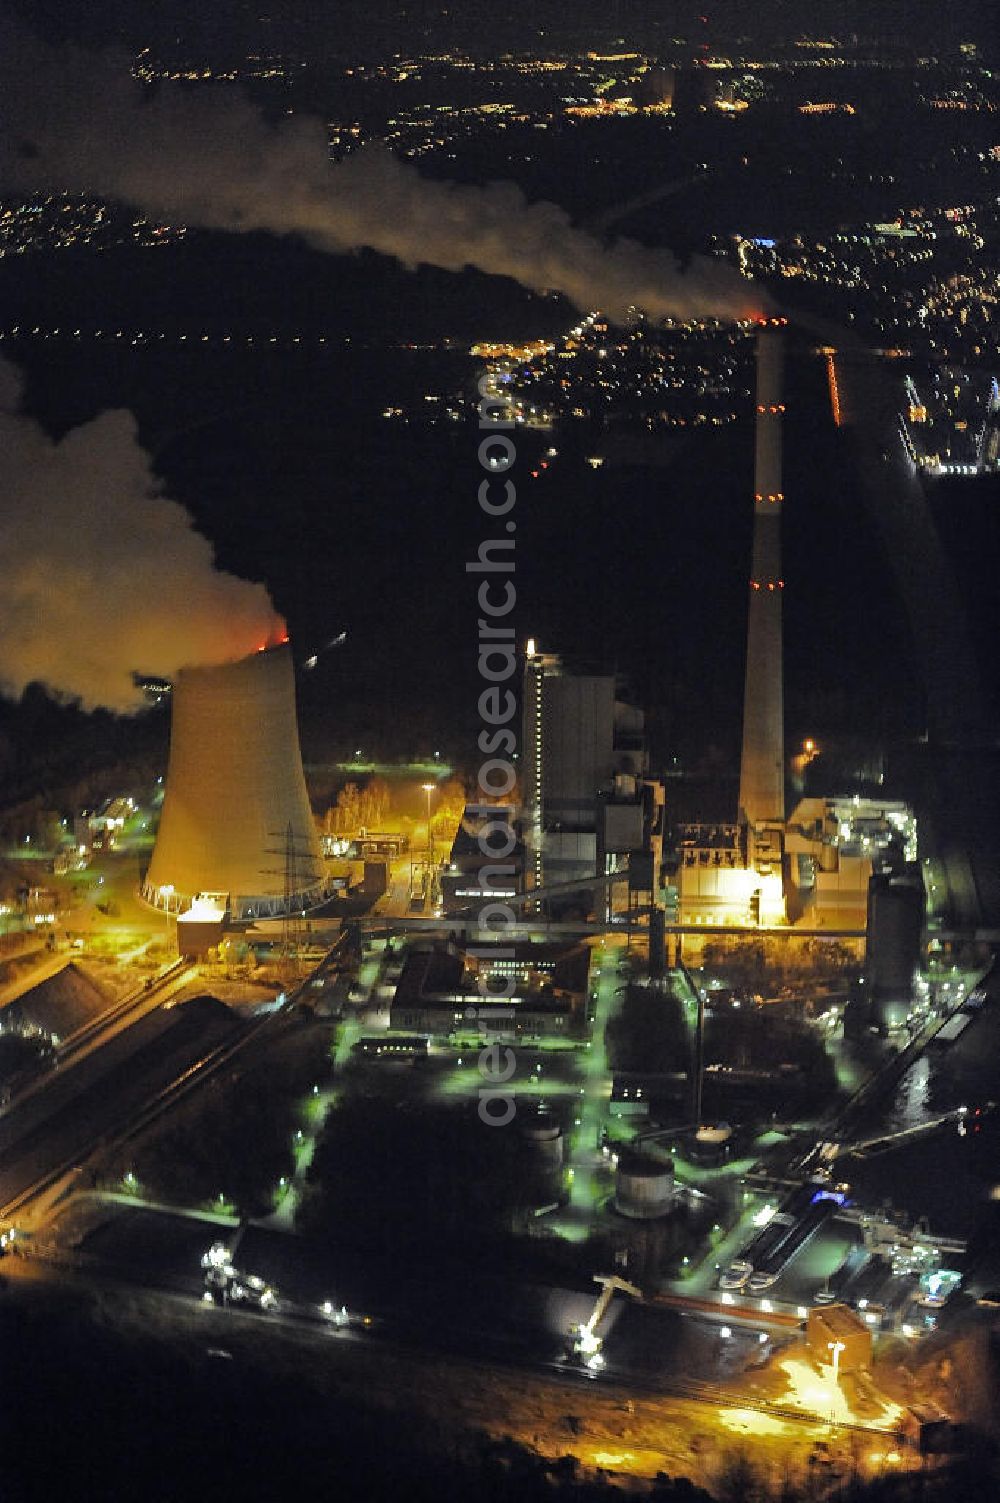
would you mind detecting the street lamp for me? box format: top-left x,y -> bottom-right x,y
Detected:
422,783 -> 435,878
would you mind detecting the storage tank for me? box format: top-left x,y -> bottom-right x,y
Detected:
865,870 -> 924,1029
614,1150 -> 675,1220
520,1112 -> 564,1170
143,644 -> 332,922
689,1121 -> 734,1167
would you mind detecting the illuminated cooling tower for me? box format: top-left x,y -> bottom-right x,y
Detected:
142,645 -> 332,922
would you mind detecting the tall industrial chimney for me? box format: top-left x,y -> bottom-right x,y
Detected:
739,321 -> 787,830
143,644 -> 330,922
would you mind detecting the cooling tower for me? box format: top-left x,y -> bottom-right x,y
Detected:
143,644 -> 332,922
739,320 -> 787,829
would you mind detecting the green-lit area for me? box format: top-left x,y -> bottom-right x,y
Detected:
563,941 -> 620,1221
290,911 -> 992,1320
356,956 -> 382,989
435,1049 -> 585,1103
326,758 -> 454,778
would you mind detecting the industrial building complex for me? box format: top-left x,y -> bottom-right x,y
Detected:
4,12 -> 1000,1498
125,323 -> 939,1019
4,318 -> 994,1501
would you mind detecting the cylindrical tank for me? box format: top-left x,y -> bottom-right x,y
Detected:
143,644 -> 329,921
689,1121 -> 733,1167
866,872 -> 924,999
614,1151 -> 675,1220
520,1113 -> 564,1170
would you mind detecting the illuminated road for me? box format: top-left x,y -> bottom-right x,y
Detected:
545,939 -> 624,1239
264,1016 -> 359,1230
372,860 -> 416,919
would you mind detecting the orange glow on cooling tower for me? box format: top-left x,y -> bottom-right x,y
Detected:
257,624 -> 290,653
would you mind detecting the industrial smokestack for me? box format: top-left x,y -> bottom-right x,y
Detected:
143,644 -> 330,922
738,319 -> 788,829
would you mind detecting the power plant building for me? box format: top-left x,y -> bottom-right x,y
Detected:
521,642 -> 656,901
143,645 -> 335,923
522,645 -> 616,891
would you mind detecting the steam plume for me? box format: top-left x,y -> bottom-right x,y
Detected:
0,21 -> 766,323
0,360 -> 283,712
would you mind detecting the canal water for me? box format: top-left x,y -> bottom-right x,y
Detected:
841,989 -> 1000,1284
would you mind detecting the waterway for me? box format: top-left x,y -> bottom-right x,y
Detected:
839,978 -> 1000,1283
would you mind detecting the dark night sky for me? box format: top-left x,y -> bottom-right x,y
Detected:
0,0 -> 996,792
5,228 -> 993,781
1,9 -> 1000,1498
10,0 -> 997,53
